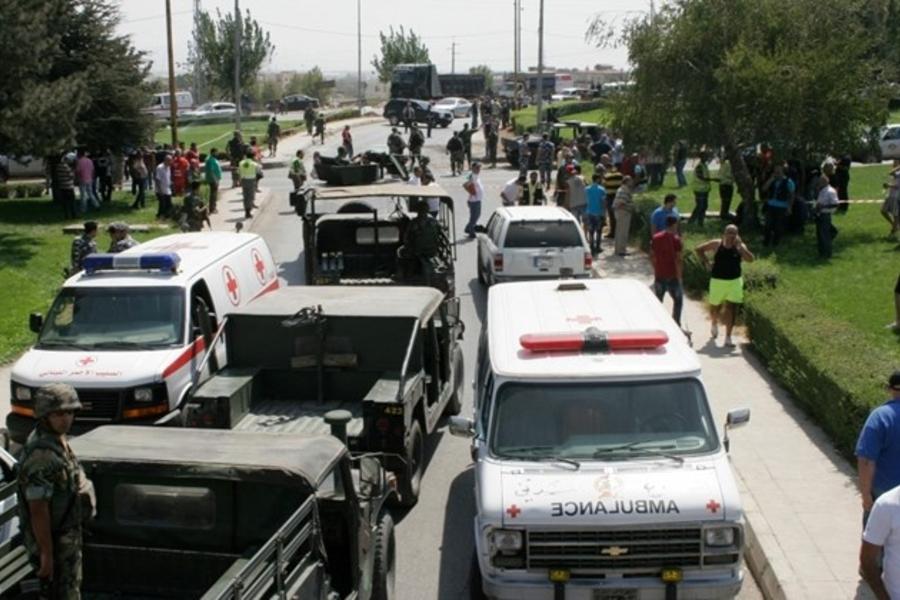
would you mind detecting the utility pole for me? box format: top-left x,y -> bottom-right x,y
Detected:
451,40 -> 457,74
192,0 -> 203,105
357,0 -> 363,109
535,0 -> 545,130
513,0 -> 519,84
165,0 -> 178,147
233,0 -> 241,132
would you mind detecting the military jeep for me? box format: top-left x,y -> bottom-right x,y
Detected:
294,183 -> 457,298
0,424 -> 397,600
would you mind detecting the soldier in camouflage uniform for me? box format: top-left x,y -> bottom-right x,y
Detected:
18,383 -> 87,600
106,223 -> 139,253
399,201 -> 442,283
69,222 -> 98,274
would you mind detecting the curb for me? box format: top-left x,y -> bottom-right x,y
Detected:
738,477 -> 786,600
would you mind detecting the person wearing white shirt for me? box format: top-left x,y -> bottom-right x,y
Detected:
861,483 -> 900,600
154,155 -> 173,219
463,162 -> 484,238
422,172 -> 440,217
814,174 -> 839,259
501,175 -> 525,206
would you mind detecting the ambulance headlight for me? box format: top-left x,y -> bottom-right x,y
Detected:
704,526 -> 736,547
13,385 -> 32,402
133,387 -> 154,403
490,529 -> 523,553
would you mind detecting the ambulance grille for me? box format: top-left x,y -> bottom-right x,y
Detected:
527,528 -> 703,571
75,389 -> 121,420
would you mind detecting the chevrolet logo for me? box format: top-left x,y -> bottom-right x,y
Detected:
601,546 -> 629,557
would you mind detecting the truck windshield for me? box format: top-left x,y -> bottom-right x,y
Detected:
490,379 -> 718,460
38,286 -> 185,349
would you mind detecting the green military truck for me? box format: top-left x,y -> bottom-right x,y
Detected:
0,424 -> 396,599
182,285 -> 465,507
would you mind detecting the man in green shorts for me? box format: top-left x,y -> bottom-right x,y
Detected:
694,224 -> 755,348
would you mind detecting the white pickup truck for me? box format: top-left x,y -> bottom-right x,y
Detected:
452,279 -> 750,600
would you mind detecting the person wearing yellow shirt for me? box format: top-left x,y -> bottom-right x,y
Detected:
688,151 -> 716,226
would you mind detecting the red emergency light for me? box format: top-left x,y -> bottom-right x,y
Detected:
520,327 -> 669,353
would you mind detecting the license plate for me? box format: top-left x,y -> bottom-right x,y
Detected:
593,590 -> 637,600
534,256 -> 553,270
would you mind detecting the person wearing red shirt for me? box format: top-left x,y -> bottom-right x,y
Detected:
650,215 -> 684,326
185,142 -> 199,163
170,150 -> 189,196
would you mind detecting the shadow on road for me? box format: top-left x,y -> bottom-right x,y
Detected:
437,466 -> 476,600
466,277 -> 488,324
393,430 -> 445,525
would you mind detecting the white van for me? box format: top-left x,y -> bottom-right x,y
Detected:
7,232 -> 279,443
144,91 -> 195,119
451,278 -> 750,600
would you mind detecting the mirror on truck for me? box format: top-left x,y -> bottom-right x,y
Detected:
358,456 -> 385,499
29,313 -> 43,334
448,416 -> 475,438
723,408 -> 750,452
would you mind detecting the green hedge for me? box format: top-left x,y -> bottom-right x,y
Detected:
743,290 -> 891,458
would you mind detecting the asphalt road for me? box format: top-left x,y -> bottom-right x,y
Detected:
249,119 -> 764,600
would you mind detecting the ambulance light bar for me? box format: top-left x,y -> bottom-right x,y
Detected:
520,327 -> 669,353
83,253 -> 181,274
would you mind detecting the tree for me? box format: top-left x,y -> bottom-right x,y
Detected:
371,26 -> 430,83
469,65 -> 494,91
299,67 -> 332,104
0,0 -> 153,156
588,0 -> 890,228
257,78 -> 284,104
285,73 -> 305,96
192,8 -> 274,101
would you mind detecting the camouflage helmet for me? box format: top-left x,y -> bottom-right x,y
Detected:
34,383 -> 82,418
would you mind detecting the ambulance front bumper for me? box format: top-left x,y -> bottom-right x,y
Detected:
480,569 -> 743,600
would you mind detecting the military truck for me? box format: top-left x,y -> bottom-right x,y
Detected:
182,285 -> 465,507
0,424 -> 397,599
293,183 -> 457,298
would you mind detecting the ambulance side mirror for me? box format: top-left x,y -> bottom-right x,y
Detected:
723,408 -> 750,452
449,416 -> 475,438
29,313 -> 43,334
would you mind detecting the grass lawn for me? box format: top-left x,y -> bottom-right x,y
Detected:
890,108 -> 900,123
0,191 -> 173,363
154,118 -> 303,150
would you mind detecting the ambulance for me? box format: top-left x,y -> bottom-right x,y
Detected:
7,232 -> 279,444
451,279 -> 751,600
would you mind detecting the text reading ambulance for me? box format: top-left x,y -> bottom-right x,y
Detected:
8,232 -> 279,443
451,278 -> 750,600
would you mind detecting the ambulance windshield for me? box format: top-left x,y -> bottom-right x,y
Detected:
490,379 -> 718,460
38,286 -> 185,349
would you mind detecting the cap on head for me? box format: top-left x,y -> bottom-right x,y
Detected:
107,222 -> 129,234
34,383 -> 82,418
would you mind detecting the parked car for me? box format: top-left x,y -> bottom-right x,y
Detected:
182,101 -> 238,120
383,98 -> 453,128
880,123 -> 900,160
278,94 -> 320,111
475,206 -> 592,286
433,96 -> 472,118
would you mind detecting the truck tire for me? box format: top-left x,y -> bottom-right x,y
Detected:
397,420 -> 424,507
372,512 -> 396,600
443,346 -> 464,417
476,249 -> 487,286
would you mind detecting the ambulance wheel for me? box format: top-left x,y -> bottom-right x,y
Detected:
372,512 -> 396,600
469,551 -> 488,600
397,420 -> 424,507
444,346 -> 464,417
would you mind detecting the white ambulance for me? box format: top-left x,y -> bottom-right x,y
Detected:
7,232 -> 279,443
451,278 -> 751,600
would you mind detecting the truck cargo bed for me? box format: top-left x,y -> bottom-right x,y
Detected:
233,399 -> 365,437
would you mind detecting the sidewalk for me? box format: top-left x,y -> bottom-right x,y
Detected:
595,251 -> 873,600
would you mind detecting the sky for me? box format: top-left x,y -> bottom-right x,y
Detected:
114,0 -> 649,78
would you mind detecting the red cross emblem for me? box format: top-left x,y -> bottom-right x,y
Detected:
566,315 -> 601,325
222,266 -> 240,305
251,249 -> 267,284
77,356 -> 96,367
706,499 -> 721,514
506,504 -> 521,519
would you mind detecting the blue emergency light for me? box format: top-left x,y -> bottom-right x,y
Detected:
83,252 -> 181,274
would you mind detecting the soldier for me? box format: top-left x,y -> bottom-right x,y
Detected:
69,221 -> 98,274
408,124 -> 424,167
303,105 -> 316,136
226,131 -> 245,188
182,181 -> 211,231
399,201 -> 442,282
107,223 -> 139,253
387,128 -> 407,157
18,383 -> 90,600
446,132 -> 465,177
314,113 -> 327,145
266,116 -> 281,157
459,123 -> 474,169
